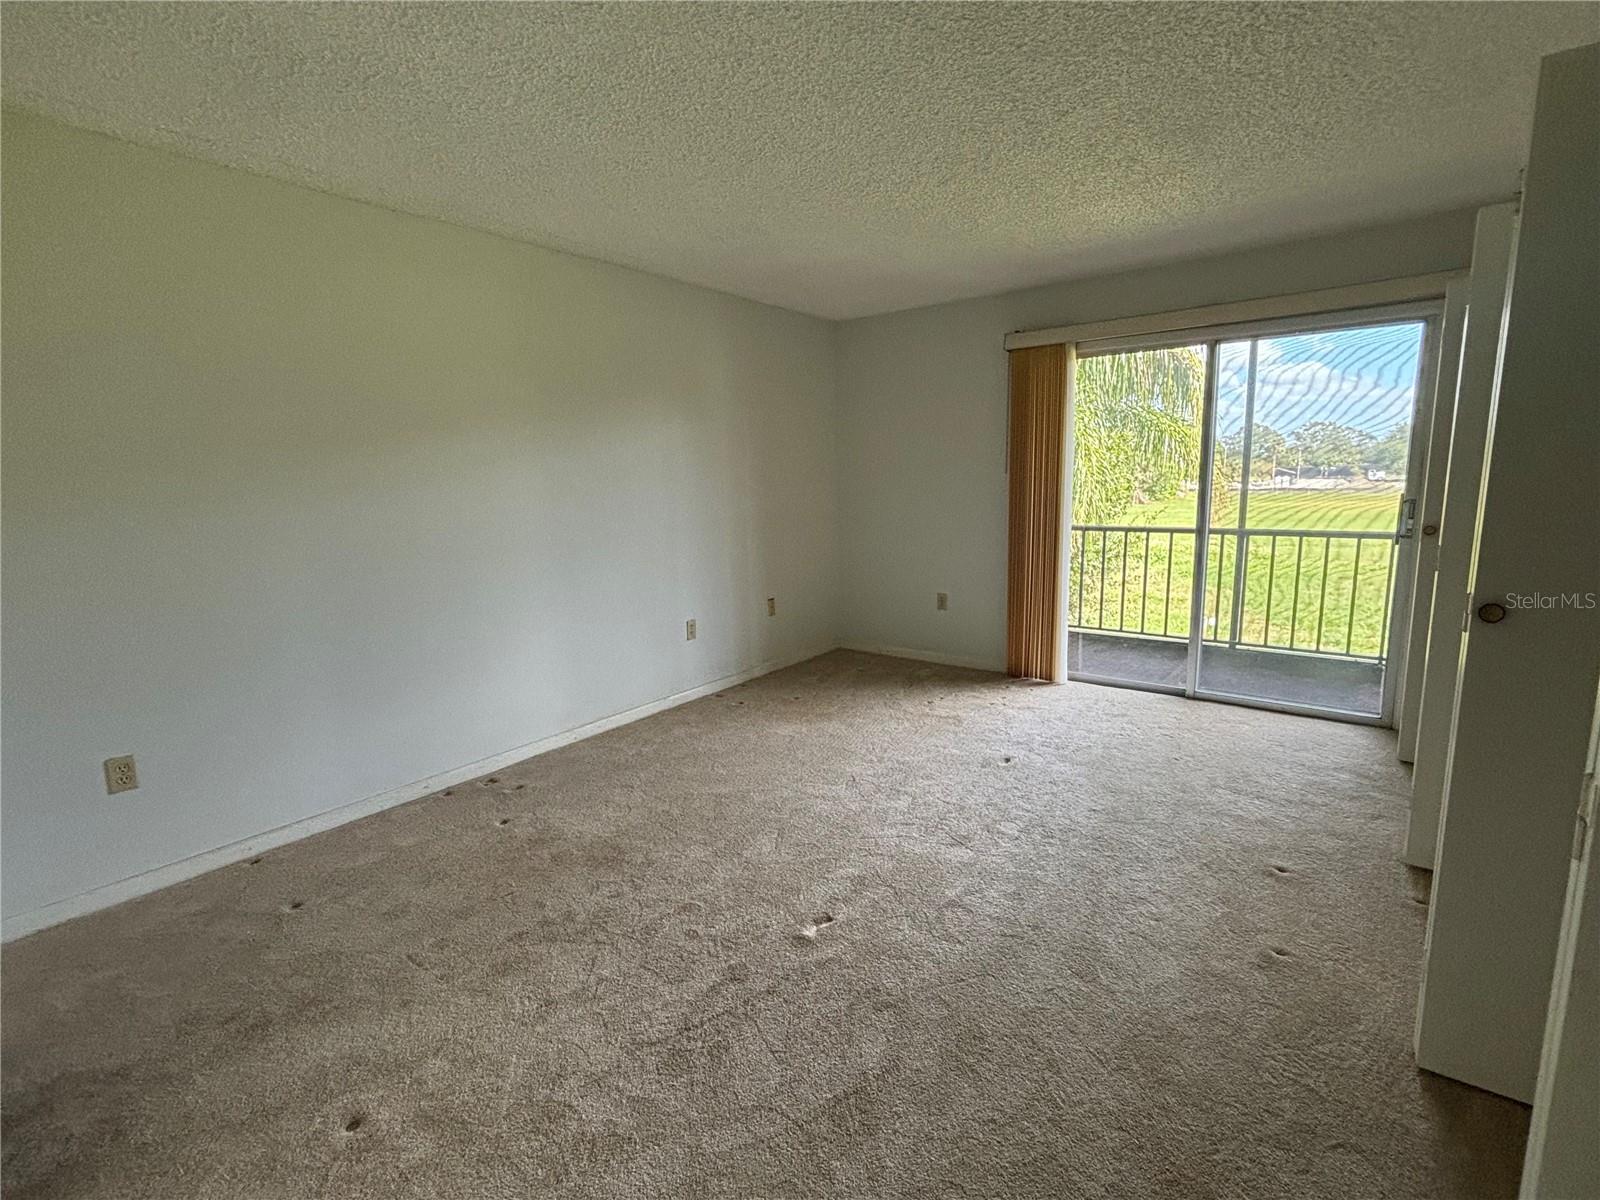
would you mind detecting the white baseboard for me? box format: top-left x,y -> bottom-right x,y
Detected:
838,641 -> 1006,674
2,643 -> 835,943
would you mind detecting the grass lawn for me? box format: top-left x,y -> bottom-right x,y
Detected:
1069,484 -> 1404,658
1118,484 -> 1403,532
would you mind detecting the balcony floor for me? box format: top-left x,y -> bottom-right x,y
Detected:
1066,630 -> 1385,716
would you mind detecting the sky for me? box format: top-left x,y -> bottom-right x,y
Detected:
1212,320 -> 1426,440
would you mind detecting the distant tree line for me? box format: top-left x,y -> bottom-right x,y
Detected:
1219,420 -> 1409,482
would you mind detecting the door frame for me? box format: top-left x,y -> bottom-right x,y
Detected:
1396,278 -> 1470,762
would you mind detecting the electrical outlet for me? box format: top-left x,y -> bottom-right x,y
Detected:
685,618 -> 697,641
766,597 -> 777,617
104,754 -> 139,795
936,592 -> 949,611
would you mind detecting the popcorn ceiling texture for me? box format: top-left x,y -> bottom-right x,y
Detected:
2,2 -> 1594,319
1,652 -> 1527,1199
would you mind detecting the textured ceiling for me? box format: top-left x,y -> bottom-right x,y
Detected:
3,3 -> 1596,319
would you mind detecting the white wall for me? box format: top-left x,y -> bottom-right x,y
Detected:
836,211 -> 1480,668
1,111 -> 839,929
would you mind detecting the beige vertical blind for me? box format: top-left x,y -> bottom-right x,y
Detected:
1006,342 -> 1071,681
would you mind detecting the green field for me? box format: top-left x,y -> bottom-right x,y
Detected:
1121,485 -> 1402,532
1069,485 -> 1404,658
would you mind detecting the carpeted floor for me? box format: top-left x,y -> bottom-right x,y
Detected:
1,650 -> 1527,1199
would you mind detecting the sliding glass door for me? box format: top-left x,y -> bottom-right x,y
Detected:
1064,344 -> 1208,692
1065,309 -> 1434,722
1193,322 -> 1426,715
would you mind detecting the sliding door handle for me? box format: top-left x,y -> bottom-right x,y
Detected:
1395,496 -> 1418,541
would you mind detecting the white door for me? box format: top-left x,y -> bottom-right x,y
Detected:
1520,681 -> 1600,1197
1414,42 -> 1600,1103
1404,203 -> 1518,866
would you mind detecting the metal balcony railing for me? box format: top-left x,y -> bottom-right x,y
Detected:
1068,525 -> 1399,662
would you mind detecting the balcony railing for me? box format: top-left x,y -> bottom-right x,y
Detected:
1068,525 -> 1399,662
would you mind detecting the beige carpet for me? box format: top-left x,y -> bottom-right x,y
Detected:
2,650 -> 1526,1198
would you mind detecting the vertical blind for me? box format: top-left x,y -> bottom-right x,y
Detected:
1006,343 -> 1071,681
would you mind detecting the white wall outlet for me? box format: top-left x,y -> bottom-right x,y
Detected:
766,597 -> 777,617
104,754 -> 139,795
685,618 -> 697,641
936,592 -> 949,611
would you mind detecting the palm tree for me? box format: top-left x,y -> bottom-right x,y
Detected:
1071,347 -> 1206,525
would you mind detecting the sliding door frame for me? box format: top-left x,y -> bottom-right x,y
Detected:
1378,309 -> 1446,726
1065,298 -> 1446,726
1184,344 -> 1222,697
1396,278 -> 1470,761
